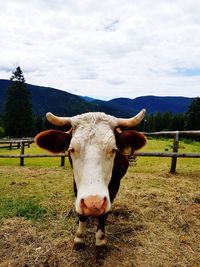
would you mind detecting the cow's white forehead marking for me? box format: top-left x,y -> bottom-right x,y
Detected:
70,112 -> 117,149
71,112 -> 118,130
71,125 -> 115,150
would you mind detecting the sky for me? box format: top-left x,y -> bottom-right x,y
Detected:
0,0 -> 200,100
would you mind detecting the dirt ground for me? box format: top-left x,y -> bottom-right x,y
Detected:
0,167 -> 200,267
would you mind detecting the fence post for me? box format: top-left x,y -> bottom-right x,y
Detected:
60,155 -> 65,166
170,131 -> 179,173
20,141 -> 25,166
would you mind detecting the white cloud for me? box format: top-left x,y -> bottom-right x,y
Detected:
0,0 -> 200,100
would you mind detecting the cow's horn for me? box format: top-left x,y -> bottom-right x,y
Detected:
117,109 -> 146,128
46,112 -> 72,126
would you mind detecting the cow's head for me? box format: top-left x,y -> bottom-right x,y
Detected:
35,110 -> 146,217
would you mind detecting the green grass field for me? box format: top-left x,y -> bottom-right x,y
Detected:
0,138 -> 199,266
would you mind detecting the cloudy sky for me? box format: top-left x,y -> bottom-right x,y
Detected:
0,0 -> 200,100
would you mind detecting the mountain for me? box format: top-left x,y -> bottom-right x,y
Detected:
0,79 -> 195,117
0,79 -> 130,117
108,96 -> 194,114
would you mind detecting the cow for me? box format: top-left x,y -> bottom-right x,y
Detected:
34,110 -> 147,248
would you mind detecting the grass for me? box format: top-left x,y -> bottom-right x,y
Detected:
0,166 -> 75,222
0,197 -> 47,221
0,139 -> 200,266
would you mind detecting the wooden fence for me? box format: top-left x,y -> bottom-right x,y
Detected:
0,139 -> 34,166
137,130 -> 200,173
0,130 -> 200,173
0,139 -> 33,150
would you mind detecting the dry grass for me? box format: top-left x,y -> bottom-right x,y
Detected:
0,165 -> 199,267
0,139 -> 200,266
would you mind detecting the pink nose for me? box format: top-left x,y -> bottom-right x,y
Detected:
80,195 -> 107,217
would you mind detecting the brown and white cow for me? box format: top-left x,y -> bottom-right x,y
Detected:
34,110 -> 146,248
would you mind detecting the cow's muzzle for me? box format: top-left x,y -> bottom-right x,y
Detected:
80,195 -> 107,217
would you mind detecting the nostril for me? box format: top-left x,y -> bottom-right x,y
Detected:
80,198 -> 86,209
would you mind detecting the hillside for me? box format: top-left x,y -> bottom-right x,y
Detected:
0,79 -> 194,117
0,79 -> 130,117
107,96 -> 194,114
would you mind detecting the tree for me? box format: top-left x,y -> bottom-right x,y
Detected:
3,66 -> 34,137
170,114 -> 185,131
153,112 -> 163,131
185,97 -> 200,130
0,115 -> 5,138
162,112 -> 173,130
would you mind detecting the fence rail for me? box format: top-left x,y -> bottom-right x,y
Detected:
143,130 -> 200,136
135,152 -> 200,158
0,139 -> 33,150
0,130 -> 200,173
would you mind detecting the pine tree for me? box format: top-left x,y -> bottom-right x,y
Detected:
185,97 -> 200,130
154,112 -> 163,131
4,67 -> 34,137
162,112 -> 173,130
170,114 -> 185,131
0,115 -> 5,138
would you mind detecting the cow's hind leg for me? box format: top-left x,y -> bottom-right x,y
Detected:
96,214 -> 108,246
74,215 -> 87,249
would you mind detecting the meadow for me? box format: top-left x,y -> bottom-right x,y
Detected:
0,139 -> 200,266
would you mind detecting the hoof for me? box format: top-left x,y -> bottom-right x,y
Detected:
73,241 -> 86,250
73,241 -> 85,250
96,229 -> 107,247
73,235 -> 85,250
95,238 -> 107,247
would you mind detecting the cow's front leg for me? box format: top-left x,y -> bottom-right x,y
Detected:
96,214 -> 108,246
74,215 -> 87,249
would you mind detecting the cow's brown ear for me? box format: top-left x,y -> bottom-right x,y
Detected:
115,130 -> 146,154
34,129 -> 72,153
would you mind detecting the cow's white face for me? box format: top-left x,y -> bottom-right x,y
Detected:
69,122 -> 117,216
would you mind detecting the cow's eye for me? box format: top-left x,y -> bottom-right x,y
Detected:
68,147 -> 74,153
112,147 -> 118,153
